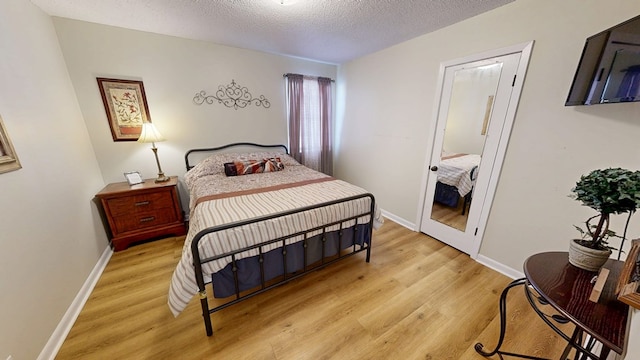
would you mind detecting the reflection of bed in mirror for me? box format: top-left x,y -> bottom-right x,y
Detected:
434,153 -> 481,213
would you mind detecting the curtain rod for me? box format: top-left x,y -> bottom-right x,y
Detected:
283,73 -> 335,82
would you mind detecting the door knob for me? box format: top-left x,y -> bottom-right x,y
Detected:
430,166 -> 438,171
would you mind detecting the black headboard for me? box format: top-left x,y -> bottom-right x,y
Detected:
184,142 -> 289,171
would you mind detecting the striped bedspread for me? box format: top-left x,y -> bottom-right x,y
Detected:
437,154 -> 481,197
168,161 -> 383,316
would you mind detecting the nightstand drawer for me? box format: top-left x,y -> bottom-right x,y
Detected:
112,210 -> 178,233
96,177 -> 186,251
106,190 -> 174,217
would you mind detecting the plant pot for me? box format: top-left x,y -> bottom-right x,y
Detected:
568,239 -> 612,272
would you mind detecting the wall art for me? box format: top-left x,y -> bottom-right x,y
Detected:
97,78 -> 152,141
617,239 -> 640,309
0,114 -> 21,174
194,79 -> 270,110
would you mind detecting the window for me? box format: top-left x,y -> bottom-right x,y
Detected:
285,74 -> 333,175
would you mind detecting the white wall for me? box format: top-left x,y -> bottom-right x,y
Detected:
336,3 -> 640,353
5,0 -> 639,357
336,0 -> 640,273
0,1 -> 106,359
53,18 -> 337,213
443,64 -> 501,155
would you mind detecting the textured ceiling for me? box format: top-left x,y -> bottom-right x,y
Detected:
29,0 -> 515,64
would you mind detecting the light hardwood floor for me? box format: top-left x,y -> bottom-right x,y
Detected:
430,201 -> 469,232
56,219 -> 574,359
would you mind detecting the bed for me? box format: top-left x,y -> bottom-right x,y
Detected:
168,143 -> 383,336
434,153 -> 481,210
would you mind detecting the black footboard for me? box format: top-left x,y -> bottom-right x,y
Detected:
191,193 -> 376,336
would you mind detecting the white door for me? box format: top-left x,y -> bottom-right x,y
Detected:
419,42 -> 533,256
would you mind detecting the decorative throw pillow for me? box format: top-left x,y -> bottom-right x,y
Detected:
224,157 -> 284,176
263,157 -> 285,172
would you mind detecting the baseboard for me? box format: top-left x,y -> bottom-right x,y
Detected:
380,209 -> 415,230
475,254 -> 524,280
37,245 -> 113,360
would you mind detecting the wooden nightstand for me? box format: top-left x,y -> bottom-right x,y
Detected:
96,176 -> 186,251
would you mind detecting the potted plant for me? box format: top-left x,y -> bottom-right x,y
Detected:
569,168 -> 640,271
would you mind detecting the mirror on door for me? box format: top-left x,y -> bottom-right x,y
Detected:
430,63 -> 502,231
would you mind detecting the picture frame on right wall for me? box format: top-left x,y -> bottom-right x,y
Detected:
0,114 -> 21,174
617,239 -> 640,309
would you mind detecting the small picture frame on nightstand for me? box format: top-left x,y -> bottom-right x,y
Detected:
124,171 -> 143,185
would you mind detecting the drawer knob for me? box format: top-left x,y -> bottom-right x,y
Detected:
140,216 -> 155,222
135,201 -> 151,206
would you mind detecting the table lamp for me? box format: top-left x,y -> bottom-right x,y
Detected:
137,121 -> 169,182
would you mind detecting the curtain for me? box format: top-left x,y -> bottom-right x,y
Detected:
286,74 -> 333,175
318,77 -> 333,175
286,74 -> 304,164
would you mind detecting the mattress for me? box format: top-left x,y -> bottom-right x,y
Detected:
168,151 -> 383,316
437,153 -> 481,197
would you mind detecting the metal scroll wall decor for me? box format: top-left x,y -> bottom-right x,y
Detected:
194,79 -> 271,110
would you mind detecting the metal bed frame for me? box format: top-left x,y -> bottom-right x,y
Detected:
185,142 -> 289,171
184,143 -> 376,336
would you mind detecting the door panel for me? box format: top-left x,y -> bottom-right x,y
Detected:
420,53 -> 521,255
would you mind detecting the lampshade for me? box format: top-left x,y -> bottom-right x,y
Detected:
137,122 -> 165,143
137,121 -> 169,182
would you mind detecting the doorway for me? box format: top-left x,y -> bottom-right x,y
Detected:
418,42 -> 533,257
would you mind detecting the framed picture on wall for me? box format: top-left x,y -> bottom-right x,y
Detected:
97,78 -> 152,141
617,239 -> 640,309
0,114 -> 21,174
